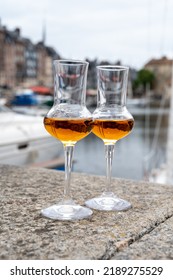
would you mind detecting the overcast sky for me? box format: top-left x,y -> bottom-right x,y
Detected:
1,0 -> 173,69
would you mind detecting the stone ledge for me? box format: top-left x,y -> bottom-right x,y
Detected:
0,164 -> 173,259
111,216 -> 173,259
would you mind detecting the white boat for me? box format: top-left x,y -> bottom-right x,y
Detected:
0,105 -> 64,169
148,63 -> 173,185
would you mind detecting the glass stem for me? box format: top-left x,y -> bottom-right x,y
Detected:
104,144 -> 115,194
64,145 -> 74,202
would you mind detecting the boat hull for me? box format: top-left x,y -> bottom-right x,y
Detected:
0,108 -> 64,169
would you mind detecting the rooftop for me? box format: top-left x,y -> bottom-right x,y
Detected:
145,56 -> 173,66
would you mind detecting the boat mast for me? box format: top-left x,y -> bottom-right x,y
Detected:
165,59 -> 173,184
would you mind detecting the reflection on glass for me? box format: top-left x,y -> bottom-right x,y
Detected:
41,60 -> 93,220
85,65 -> 134,211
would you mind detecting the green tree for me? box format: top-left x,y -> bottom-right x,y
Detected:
133,69 -> 155,96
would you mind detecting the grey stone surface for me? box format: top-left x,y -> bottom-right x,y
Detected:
111,216 -> 173,260
0,164 -> 173,260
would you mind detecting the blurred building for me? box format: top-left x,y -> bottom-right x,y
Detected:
45,46 -> 58,87
23,38 -> 37,87
86,58 -> 97,89
145,56 -> 173,99
0,20 -> 136,93
0,21 -> 60,89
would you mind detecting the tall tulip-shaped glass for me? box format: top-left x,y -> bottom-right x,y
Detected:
41,60 -> 93,220
85,65 -> 134,211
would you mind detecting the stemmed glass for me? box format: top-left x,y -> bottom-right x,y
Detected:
85,65 -> 134,211
41,59 -> 93,220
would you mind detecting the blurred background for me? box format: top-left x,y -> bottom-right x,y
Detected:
0,0 -> 173,185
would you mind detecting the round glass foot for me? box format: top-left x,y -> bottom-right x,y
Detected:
85,192 -> 132,211
41,201 -> 93,220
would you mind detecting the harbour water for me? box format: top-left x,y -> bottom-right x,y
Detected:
0,101 -> 169,182
72,107 -> 169,181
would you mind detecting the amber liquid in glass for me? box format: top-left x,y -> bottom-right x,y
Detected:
92,119 -> 134,144
44,117 -> 93,145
